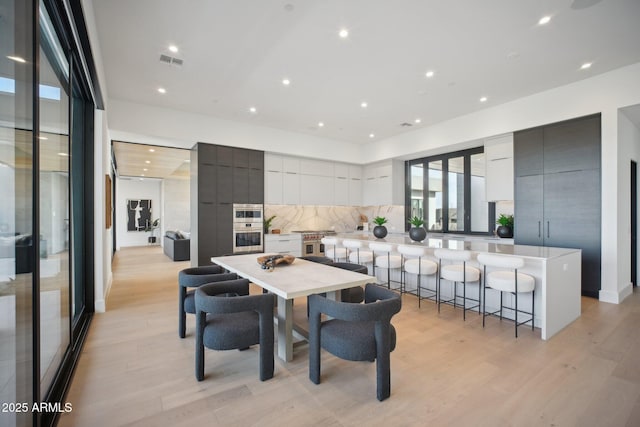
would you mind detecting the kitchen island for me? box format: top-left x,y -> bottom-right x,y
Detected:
335,232 -> 582,340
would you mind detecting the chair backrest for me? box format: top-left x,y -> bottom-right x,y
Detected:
397,245 -> 426,257
331,262 -> 368,274
195,279 -> 274,315
477,253 -> 525,270
342,239 -> 363,249
369,242 -> 394,253
321,237 -> 340,246
433,248 -> 472,262
308,283 -> 401,322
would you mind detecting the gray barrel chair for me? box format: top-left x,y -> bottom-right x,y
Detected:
308,283 -> 402,401
179,265 -> 238,338
194,279 -> 276,381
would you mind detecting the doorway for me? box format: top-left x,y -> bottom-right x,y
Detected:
632,160 -> 637,287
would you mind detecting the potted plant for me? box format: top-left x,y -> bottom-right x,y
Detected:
264,215 -> 276,234
372,216 -> 388,238
496,214 -> 514,238
145,218 -> 160,244
408,216 -> 427,242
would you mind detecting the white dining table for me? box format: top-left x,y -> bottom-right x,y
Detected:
211,254 -> 372,362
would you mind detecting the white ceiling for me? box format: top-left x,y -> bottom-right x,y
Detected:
91,0 -> 640,145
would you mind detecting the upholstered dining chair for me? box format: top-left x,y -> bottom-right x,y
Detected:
194,279 -> 275,381
178,265 -> 237,338
308,283 -> 402,401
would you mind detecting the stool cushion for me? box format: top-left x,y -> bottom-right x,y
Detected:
404,259 -> 437,275
348,251 -> 374,263
486,271 -> 535,293
375,255 -> 402,269
326,248 -> 348,259
440,264 -> 480,282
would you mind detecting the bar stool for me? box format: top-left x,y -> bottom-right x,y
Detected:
321,237 -> 348,262
369,242 -> 402,291
433,248 -> 481,320
342,239 -> 374,273
477,253 -> 535,338
397,245 -> 438,307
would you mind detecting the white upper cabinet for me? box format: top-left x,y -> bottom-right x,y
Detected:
362,160 -> 404,206
300,159 -> 334,176
484,133 -> 514,201
265,153 -> 283,172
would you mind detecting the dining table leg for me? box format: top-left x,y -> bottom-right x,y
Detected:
277,296 -> 294,362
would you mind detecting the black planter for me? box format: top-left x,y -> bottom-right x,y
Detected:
373,225 -> 388,239
496,225 -> 513,238
409,227 -> 427,242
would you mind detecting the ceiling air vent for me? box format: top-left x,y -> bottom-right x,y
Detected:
159,54 -> 183,66
400,122 -> 413,127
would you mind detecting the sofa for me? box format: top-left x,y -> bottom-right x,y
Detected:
164,231 -> 190,261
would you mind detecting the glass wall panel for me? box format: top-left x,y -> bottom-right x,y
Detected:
427,160 -> 443,231
0,1 -> 36,426
410,164 -> 423,220
38,2 -> 70,397
447,157 -> 464,231
470,153 -> 489,232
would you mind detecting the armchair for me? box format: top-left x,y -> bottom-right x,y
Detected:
194,279 -> 275,381
308,283 -> 401,401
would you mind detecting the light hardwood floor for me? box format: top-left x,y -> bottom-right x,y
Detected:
58,246 -> 640,427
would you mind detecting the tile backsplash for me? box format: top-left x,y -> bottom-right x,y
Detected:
264,205 -> 406,233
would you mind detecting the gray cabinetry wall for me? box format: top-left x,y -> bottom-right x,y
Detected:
191,143 -> 264,266
514,114 -> 601,297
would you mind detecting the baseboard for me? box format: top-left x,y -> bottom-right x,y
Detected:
599,282 -> 633,304
95,273 -> 113,313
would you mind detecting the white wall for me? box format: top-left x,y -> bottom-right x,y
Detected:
115,178 -> 162,248
161,178 -> 190,234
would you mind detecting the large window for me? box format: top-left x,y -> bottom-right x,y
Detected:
406,147 -> 493,234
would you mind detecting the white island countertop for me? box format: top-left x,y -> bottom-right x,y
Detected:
335,232 -> 581,260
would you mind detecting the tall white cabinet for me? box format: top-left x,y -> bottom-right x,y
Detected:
484,133 -> 514,201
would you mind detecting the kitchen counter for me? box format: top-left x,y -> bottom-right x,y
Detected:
335,232 -> 582,341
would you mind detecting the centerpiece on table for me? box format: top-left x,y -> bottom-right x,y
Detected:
372,216 -> 388,238
408,216 -> 427,242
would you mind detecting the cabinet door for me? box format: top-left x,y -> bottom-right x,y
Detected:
216,145 -> 234,166
514,127 -> 544,177
249,150 -> 264,170
349,178 -> 362,206
215,203 -> 233,257
300,175 -> 333,205
283,172 -> 300,205
249,167 -> 264,203
543,115 -> 601,174
543,169 -> 601,295
198,163 -> 217,203
265,171 -> 283,204
486,157 -> 514,201
334,176 -> 349,206
198,201 -> 217,265
233,167 -> 249,203
233,148 -> 250,168
216,165 -> 233,203
265,153 -> 283,172
514,174 -> 543,246
363,176 -> 377,206
378,174 -> 393,205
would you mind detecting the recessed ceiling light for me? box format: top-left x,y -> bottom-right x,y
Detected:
282,78 -> 291,86
360,101 -> 368,108
37,136 -> 48,140
7,56 -> 26,63
149,148 -> 155,152
318,122 -> 324,127
143,168 -> 148,172
157,87 -> 166,94
249,106 -> 257,113
538,16 -> 551,25
415,118 -> 422,124
425,71 -> 435,78
168,45 -> 178,53
369,133 -> 375,139
145,160 -> 151,164
581,62 -> 592,70
480,96 -> 488,103
339,28 -> 349,38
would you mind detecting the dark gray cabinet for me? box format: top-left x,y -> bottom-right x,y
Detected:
191,143 -> 264,265
514,114 -> 601,297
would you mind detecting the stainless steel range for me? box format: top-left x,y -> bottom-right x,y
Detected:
292,230 -> 336,257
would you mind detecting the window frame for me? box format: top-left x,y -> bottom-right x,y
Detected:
405,147 -> 495,235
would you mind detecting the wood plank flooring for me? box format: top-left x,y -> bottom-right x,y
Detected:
58,246 -> 640,426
